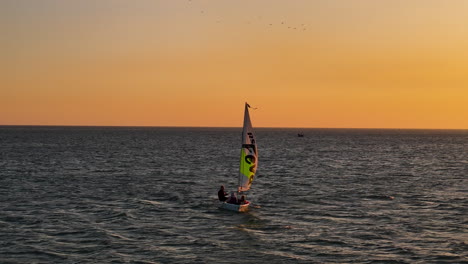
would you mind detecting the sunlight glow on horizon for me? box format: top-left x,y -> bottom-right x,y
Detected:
1,0 -> 468,129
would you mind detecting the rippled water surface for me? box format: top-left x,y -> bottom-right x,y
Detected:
1,126 -> 467,263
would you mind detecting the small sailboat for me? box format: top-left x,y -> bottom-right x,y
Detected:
220,103 -> 258,212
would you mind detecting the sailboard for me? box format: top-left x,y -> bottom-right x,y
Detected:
220,102 -> 258,212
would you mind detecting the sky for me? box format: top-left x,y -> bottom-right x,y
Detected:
1,0 -> 468,129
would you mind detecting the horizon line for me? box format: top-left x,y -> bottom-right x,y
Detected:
0,124 -> 467,131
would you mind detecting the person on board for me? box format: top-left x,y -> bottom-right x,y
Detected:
226,191 -> 238,204
218,185 -> 228,202
238,195 -> 249,205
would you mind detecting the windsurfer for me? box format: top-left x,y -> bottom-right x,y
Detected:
218,185 -> 228,201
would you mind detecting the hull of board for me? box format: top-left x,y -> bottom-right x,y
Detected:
220,202 -> 250,212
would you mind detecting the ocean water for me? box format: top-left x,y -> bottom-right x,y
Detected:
0,126 -> 467,264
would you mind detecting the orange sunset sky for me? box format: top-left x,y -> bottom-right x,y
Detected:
1,0 -> 468,129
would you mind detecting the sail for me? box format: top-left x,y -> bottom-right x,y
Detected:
238,103 -> 258,192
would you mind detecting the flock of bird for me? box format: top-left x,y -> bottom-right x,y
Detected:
186,0 -> 308,31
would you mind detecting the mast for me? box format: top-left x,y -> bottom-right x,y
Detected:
237,103 -> 247,195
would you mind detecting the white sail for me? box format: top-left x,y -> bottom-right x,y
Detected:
238,103 -> 258,192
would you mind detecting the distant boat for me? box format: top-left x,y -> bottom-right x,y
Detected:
220,103 -> 258,212
297,133 -> 304,137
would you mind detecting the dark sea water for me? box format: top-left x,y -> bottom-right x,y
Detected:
0,126 -> 467,264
